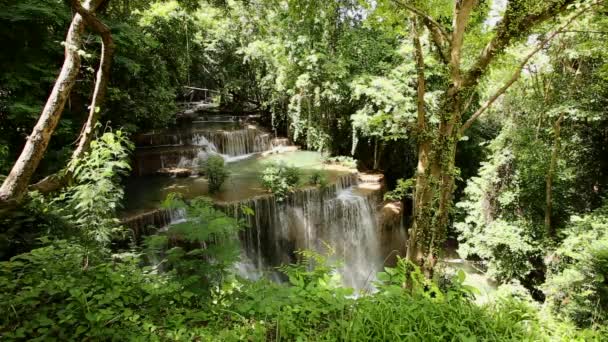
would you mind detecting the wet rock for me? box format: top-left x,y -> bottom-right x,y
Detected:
157,167 -> 193,177
261,145 -> 299,156
358,172 -> 384,184
379,201 -> 403,231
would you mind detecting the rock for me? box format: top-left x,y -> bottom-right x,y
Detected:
261,145 -> 299,156
358,172 -> 384,184
271,138 -> 290,147
157,168 -> 193,177
379,201 -> 403,230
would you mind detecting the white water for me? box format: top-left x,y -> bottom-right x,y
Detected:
231,181 -> 384,291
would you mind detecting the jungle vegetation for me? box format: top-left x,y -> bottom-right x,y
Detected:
1,0 -> 608,340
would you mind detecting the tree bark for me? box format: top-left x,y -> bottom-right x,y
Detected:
30,0 -> 114,194
70,0 -> 115,160
0,0 -> 104,207
545,112 -> 565,239
407,16 -> 431,266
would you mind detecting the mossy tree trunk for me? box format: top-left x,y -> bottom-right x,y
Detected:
400,0 -> 588,273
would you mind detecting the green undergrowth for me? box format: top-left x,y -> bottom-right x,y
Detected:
1,243 -> 605,341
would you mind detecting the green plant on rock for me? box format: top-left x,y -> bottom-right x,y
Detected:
260,163 -> 301,201
384,178 -> 414,202
308,170 -> 329,189
324,156 -> 357,169
200,155 -> 229,194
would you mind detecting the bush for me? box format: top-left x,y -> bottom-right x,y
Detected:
61,130 -> 134,246
1,242 -> 605,340
200,155 -> 229,194
283,165 -> 301,186
153,195 -> 244,293
384,178 -> 414,202
0,240 -> 204,340
0,194 -> 246,340
543,204 -> 608,328
260,163 -> 301,201
324,156 -> 358,169
308,170 -> 328,189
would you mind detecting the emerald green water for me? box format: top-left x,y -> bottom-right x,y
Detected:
122,151 -> 350,215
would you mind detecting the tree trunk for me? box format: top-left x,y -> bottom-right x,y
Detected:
71,0 -> 115,160
545,112 -> 565,239
29,0 -> 114,194
0,4 -> 92,206
373,138 -> 381,170
407,16 -> 432,267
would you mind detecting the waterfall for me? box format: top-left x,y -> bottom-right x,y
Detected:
224,174 -> 385,290
194,128 -> 271,156
134,126 -> 277,175
324,188 -> 381,289
126,114 -> 404,290
123,207 -> 187,241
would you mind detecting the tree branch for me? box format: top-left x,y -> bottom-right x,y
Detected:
462,0 -> 579,88
70,0 -> 115,160
393,0 -> 451,42
412,17 -> 427,131
450,0 -> 476,81
423,21 -> 450,64
459,3 -> 596,135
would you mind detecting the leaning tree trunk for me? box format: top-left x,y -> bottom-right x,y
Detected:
71,0 -> 115,160
29,0 -> 114,194
0,6 -> 90,206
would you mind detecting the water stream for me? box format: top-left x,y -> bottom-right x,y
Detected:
123,114 -> 406,290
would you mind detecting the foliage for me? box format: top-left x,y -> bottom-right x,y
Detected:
147,194 -> 243,294
58,131 -> 133,246
308,170 -> 329,189
1,239 -> 604,340
260,163 -> 301,201
455,128 -> 544,282
543,204 -> 608,328
0,130 -> 132,259
456,13 -> 608,289
0,238 -> 242,341
0,192 -> 73,260
323,155 -> 358,169
384,178 -> 414,202
200,155 -> 229,194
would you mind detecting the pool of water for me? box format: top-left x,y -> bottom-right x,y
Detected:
122,151 -> 352,213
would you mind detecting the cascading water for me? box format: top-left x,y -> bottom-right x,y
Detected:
133,124 -> 282,176
224,174 -> 392,291
324,188 -> 381,289
124,113 -> 406,292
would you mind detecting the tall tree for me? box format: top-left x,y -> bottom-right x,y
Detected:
395,0 -> 603,272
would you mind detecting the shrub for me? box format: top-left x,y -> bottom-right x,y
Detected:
0,240 -> 203,340
200,155 -> 229,194
0,192 -> 249,340
260,163 -> 301,201
324,155 -> 357,169
283,165 -> 301,186
384,178 -> 414,202
543,204 -> 608,328
63,131 -> 133,245
308,170 -> 328,189
155,195 -> 244,291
